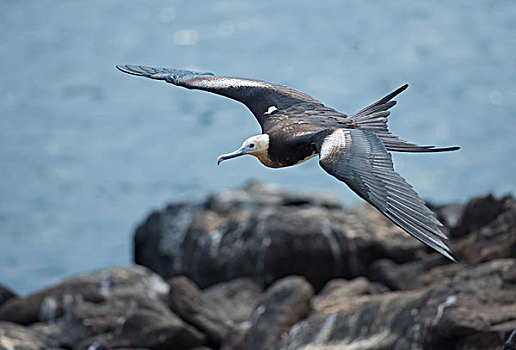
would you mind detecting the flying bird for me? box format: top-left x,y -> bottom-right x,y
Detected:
116,65 -> 459,260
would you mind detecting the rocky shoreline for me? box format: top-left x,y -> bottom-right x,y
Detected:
1,183 -> 515,349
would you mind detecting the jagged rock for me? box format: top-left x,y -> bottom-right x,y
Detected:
75,339 -> 110,350
368,194 -> 516,291
0,265 -> 168,326
285,259 -> 516,350
0,284 -> 16,308
318,277 -> 386,297
505,329 -> 516,350
247,276 -> 314,350
412,262 -> 467,289
312,277 -> 388,312
0,266 -> 206,349
0,280 -> 104,325
134,182 -> 427,291
110,309 -> 205,350
451,194 -> 508,238
422,259 -> 516,349
454,195 -> 516,264
203,277 -> 263,324
287,290 -> 425,350
74,337 -> 153,350
220,327 -> 249,350
197,277 -> 263,350
168,276 -> 232,346
368,253 -> 453,291
0,321 -> 56,350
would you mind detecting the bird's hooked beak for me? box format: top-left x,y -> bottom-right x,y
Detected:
217,147 -> 248,165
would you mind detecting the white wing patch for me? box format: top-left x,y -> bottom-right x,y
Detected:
198,77 -> 269,89
320,129 -> 350,160
265,105 -> 278,115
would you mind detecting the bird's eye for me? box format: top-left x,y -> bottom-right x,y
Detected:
249,143 -> 255,148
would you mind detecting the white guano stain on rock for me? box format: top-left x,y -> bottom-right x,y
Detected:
312,313 -> 337,345
39,295 -> 58,322
433,295 -> 457,326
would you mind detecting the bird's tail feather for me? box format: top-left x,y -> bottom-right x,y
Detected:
350,85 -> 460,153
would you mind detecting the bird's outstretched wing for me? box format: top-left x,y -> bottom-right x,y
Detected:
317,128 -> 454,260
116,65 -> 324,128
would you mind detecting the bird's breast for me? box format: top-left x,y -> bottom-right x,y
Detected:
265,140 -> 318,168
254,153 -> 285,168
255,151 -> 318,168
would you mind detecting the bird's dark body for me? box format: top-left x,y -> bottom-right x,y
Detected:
266,126 -> 319,167
116,64 -> 460,261
263,104 -> 350,167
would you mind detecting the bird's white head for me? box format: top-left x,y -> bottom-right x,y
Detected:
217,134 -> 270,165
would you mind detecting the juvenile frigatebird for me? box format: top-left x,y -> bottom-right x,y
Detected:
117,65 -> 460,260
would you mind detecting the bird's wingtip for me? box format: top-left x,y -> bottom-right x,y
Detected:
442,146 -> 461,152
395,83 -> 409,93
426,145 -> 461,153
116,64 -> 133,74
435,242 -> 456,262
443,250 -> 457,263
388,83 -> 409,99
116,65 -> 151,78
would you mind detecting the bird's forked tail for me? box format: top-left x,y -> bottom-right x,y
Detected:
349,84 -> 460,153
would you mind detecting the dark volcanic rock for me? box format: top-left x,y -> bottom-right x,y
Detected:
134,182 -> 426,291
505,329 -> 516,350
454,195 -> 516,264
0,284 -> 16,308
0,266 -> 207,350
0,266 -> 167,326
168,276 -> 232,346
369,194 -> 516,290
247,276 -> 314,350
111,309 -> 205,350
0,321 -> 54,350
422,259 -> 516,350
0,280 -> 105,325
451,194 -> 507,238
202,277 -> 263,325
368,254 -> 457,291
312,277 -> 388,311
286,259 -> 516,350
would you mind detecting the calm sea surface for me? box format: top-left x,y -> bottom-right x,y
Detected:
1,1 -> 515,294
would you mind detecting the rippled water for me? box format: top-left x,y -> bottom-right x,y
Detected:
1,1 -> 515,294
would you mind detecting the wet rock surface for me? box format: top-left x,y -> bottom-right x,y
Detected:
1,185 -> 515,349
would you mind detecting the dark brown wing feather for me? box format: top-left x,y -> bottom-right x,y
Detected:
116,65 -> 324,128
317,128 -> 455,260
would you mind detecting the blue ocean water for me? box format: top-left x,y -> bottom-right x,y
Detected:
0,1 -> 515,294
